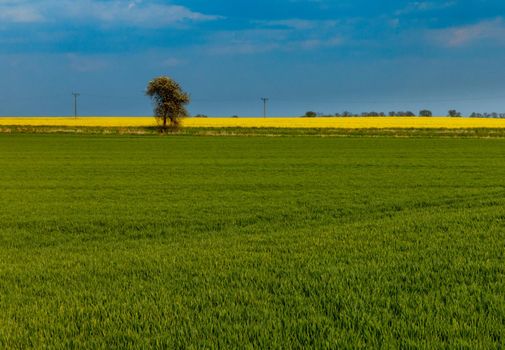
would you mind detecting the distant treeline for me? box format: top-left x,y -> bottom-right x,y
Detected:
303,110 -> 505,118
192,111 -> 505,118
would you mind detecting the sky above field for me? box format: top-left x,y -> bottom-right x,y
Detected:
1,0 -> 505,116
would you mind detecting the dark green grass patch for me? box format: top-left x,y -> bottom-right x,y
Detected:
0,134 -> 504,348
4,124 -> 505,138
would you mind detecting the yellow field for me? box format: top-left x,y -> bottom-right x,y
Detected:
1,117 -> 505,129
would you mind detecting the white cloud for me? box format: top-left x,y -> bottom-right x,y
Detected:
62,1 -> 222,27
0,0 -> 222,26
388,18 -> 400,28
298,36 -> 342,49
0,2 -> 44,23
205,29 -> 286,55
201,17 -> 346,55
66,53 -> 109,72
161,57 -> 184,67
205,28 -> 344,55
428,17 -> 505,47
256,18 -> 338,30
395,1 -> 456,16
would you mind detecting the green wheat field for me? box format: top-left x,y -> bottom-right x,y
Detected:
1,133 -> 504,348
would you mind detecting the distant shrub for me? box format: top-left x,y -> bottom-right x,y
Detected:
391,111 -> 416,117
469,112 -> 505,118
448,110 -> 462,117
194,114 -> 208,118
304,111 -> 317,118
361,112 -> 381,117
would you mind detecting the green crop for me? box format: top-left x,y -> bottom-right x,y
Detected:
0,134 -> 504,348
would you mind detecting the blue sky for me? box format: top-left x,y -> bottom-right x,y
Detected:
1,0 -> 505,116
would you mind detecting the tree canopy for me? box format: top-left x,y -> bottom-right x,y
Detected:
146,76 -> 190,130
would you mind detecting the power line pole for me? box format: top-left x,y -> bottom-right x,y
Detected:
261,97 -> 269,118
72,92 -> 80,118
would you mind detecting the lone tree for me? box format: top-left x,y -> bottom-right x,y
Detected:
146,76 -> 190,130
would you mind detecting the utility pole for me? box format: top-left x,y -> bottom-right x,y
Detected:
261,97 -> 269,118
72,92 -> 80,118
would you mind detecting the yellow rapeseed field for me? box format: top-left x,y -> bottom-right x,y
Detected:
1,117 -> 505,129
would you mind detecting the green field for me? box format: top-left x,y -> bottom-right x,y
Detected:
1,134 -> 504,348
